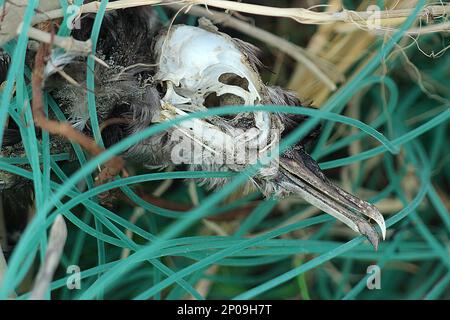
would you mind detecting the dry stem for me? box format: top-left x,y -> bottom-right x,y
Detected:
27,27 -> 92,56
29,215 -> 67,300
32,1 -> 450,30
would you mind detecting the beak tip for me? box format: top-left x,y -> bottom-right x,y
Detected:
377,218 -> 386,241
375,212 -> 386,242
372,240 -> 379,251
367,232 -> 380,251
356,221 -> 381,251
366,204 -> 386,243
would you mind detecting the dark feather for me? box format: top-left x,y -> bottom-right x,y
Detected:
264,85 -> 321,148
232,38 -> 265,72
48,5 -> 161,146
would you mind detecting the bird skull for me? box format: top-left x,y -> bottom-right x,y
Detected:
153,24 -> 263,111
153,22 -> 273,163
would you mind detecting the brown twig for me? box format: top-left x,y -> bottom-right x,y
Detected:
32,43 -> 124,187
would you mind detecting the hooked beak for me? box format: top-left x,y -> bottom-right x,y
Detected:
279,149 -> 386,250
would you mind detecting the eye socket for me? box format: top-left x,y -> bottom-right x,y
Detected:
156,81 -> 167,98
204,91 -> 245,121
204,92 -> 220,108
218,73 -> 249,91
204,92 -> 245,108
